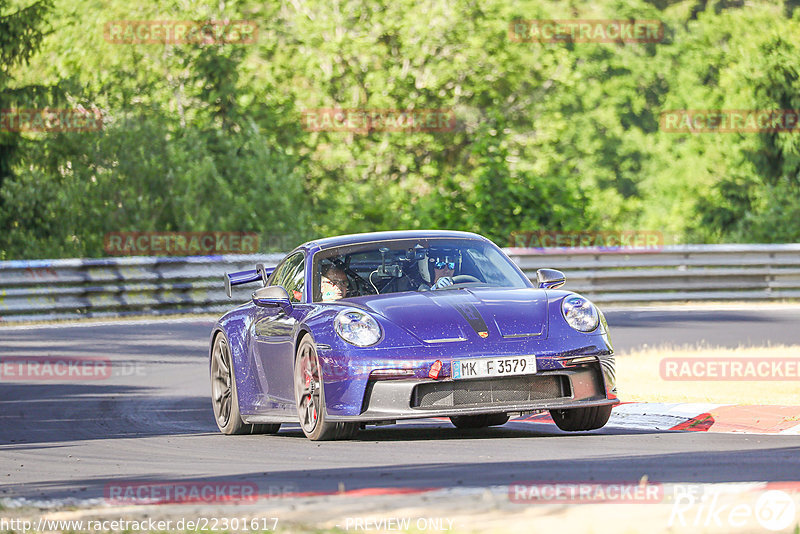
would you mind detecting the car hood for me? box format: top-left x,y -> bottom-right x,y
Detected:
346,287 -> 548,342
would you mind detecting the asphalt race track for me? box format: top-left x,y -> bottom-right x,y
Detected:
2,308 -> 800,506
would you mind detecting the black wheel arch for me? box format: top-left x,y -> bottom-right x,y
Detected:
294,327 -> 314,361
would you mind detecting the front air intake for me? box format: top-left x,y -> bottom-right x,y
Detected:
411,374 -> 569,409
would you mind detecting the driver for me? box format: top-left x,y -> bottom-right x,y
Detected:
418,250 -> 460,290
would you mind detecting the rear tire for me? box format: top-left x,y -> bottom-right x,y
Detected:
211,333 -> 280,435
294,335 -> 359,441
550,405 -> 612,431
450,413 -> 509,429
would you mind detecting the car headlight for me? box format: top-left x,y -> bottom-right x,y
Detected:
334,309 -> 382,346
561,295 -> 599,332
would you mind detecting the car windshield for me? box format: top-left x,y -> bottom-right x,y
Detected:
312,237 -> 530,302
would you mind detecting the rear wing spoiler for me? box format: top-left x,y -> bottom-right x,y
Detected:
224,263 -> 274,298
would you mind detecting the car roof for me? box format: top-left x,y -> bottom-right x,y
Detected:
299,230 -> 490,252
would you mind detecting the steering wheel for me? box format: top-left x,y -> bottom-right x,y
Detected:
452,274 -> 481,284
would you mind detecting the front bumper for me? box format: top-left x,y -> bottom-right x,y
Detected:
326,365 -> 617,422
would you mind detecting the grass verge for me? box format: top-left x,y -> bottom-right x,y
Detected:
617,344 -> 800,405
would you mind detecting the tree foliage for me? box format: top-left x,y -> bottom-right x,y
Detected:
0,0 -> 799,259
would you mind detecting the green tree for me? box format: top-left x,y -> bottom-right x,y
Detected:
0,0 -> 57,249
3,0 -> 800,259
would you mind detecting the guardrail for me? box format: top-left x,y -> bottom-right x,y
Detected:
0,254 -> 284,323
506,244 -> 800,304
0,244 -> 798,322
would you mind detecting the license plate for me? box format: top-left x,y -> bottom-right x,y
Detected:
452,356 -> 537,379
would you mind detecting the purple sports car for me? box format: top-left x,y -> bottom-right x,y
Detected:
210,230 -> 617,440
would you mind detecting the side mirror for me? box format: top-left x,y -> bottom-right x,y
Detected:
252,286 -> 293,313
536,268 -> 566,290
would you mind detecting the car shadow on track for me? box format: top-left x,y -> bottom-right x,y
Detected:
273,420 -> 665,441
0,384 -> 215,448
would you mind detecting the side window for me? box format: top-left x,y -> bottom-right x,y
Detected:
269,252 -> 305,303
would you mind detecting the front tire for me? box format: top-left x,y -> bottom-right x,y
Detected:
550,405 -> 612,431
294,335 -> 358,441
450,413 -> 509,429
211,333 -> 280,435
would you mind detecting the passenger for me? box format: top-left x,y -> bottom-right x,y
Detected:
321,265 -> 349,301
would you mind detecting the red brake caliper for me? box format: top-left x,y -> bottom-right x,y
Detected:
305,362 -> 317,422
310,376 -> 317,422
